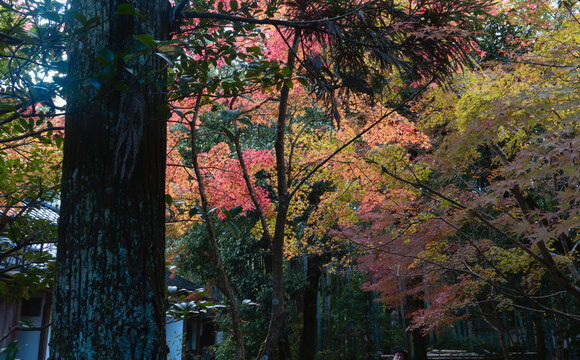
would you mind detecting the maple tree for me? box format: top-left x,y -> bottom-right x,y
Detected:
331,5 -> 579,359
168,42 -> 480,360
0,1 -> 64,353
0,129 -> 61,302
163,0 -> 496,357
0,0 -> 64,302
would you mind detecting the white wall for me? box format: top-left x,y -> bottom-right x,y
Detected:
166,318 -> 184,360
16,310 -> 184,360
16,329 -> 41,360
16,295 -> 47,360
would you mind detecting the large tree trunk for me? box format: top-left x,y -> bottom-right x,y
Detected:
51,1 -> 170,359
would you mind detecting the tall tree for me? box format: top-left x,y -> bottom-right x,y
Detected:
166,0 -> 493,357
51,1 -> 171,358
336,6 -> 579,357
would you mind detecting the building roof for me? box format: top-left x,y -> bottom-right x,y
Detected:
166,272 -> 201,291
24,200 -> 59,225
4,200 -> 60,226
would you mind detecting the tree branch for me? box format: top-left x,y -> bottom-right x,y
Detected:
289,82 -> 430,200
0,127 -> 64,144
181,0 -> 379,29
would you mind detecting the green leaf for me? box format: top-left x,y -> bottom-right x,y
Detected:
42,11 -> 61,22
230,0 -> 238,11
95,49 -> 115,65
156,52 -> 174,66
22,29 -> 39,40
69,10 -> 88,25
219,109 -> 240,121
102,64 -> 115,79
55,135 -> 63,148
165,194 -> 173,206
51,60 -> 69,73
116,3 -> 134,13
229,206 -> 243,217
226,221 -> 241,239
238,117 -> 252,126
82,16 -> 102,30
173,109 -> 184,118
246,46 -> 261,54
87,78 -> 102,89
134,34 -> 156,49
0,104 -> 16,113
115,3 -> 141,17
188,207 -> 199,218
281,67 -> 291,77
220,126 -> 235,141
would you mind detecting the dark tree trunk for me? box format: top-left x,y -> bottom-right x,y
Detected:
478,304 -> 510,360
406,279 -> 427,360
260,29 -> 301,360
532,312 -> 547,360
553,319 -> 569,360
497,329 -> 510,360
51,1 -> 170,359
299,257 -> 322,360
189,99 -> 246,359
408,321 -> 427,360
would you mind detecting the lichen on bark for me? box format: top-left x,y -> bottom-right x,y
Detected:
51,1 -> 171,359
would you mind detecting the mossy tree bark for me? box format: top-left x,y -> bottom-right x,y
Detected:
51,1 -> 170,359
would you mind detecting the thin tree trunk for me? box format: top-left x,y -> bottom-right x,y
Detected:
553,330 -> 568,360
479,305 -> 510,360
532,312 -> 547,360
260,29 -> 301,360
553,298 -> 569,360
299,257 -> 322,360
52,1 -> 170,359
189,94 -> 246,359
497,329 -> 510,360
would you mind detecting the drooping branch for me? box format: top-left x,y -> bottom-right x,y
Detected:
367,159 -> 580,303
